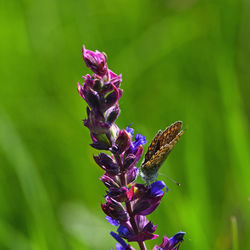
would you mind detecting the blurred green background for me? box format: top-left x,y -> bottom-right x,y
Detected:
0,0 -> 249,249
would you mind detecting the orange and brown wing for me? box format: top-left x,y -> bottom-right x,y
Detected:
143,130 -> 162,163
141,129 -> 184,178
158,121 -> 183,148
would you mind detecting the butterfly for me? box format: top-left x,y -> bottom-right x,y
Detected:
140,121 -> 184,184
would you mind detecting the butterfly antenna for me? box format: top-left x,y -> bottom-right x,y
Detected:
159,173 -> 181,186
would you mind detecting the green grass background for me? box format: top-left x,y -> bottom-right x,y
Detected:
0,0 -> 249,249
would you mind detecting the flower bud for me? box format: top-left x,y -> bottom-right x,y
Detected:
106,105 -> 120,124
101,197 -> 128,223
84,88 -> 101,109
125,167 -> 138,185
100,174 -> 120,189
106,187 -> 128,202
94,153 -> 119,176
124,154 -> 136,170
82,46 -> 108,76
84,108 -> 111,135
115,129 -> 131,154
103,84 -> 122,112
90,141 -> 110,150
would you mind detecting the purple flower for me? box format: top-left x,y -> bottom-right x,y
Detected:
78,46 -> 185,250
79,47 -> 123,153
82,45 -> 108,76
90,140 -> 111,150
78,76 -> 101,110
89,132 -> 111,150
102,83 -> 123,112
100,71 -> 122,95
100,174 -> 120,189
132,134 -> 147,151
125,166 -> 138,185
126,126 -> 147,153
106,187 -> 128,202
153,232 -> 185,250
94,153 -> 120,176
126,125 -> 134,136
151,181 -> 168,196
110,232 -> 135,250
116,216 -> 158,242
115,129 -> 132,154
117,225 -> 131,237
123,145 -> 143,171
129,215 -> 158,242
132,181 -> 167,216
106,216 -> 120,226
101,197 -> 128,223
84,107 -> 111,135
105,104 -> 120,124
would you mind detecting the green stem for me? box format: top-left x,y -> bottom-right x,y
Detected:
231,216 -> 239,250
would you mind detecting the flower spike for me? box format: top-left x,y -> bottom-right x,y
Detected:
77,46 -> 185,250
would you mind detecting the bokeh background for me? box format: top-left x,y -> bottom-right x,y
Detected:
0,0 -> 249,249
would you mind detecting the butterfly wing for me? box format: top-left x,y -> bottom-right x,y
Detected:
143,130 -> 162,164
158,121 -> 183,147
141,121 -> 184,183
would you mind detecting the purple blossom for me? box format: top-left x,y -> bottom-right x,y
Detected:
118,216 -> 158,242
130,181 -> 167,216
77,46 -> 185,250
115,129 -> 132,153
106,187 -> 128,202
153,231 -> 186,250
94,153 -> 120,176
117,225 -> 131,237
110,232 -> 135,250
132,134 -> 147,152
100,174 -> 120,189
82,46 -> 108,76
126,125 -> 134,136
126,125 -> 147,153
151,181 -> 168,196
125,166 -> 138,184
106,216 -> 120,226
124,145 -> 143,171
105,105 -> 120,123
101,197 -> 128,223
